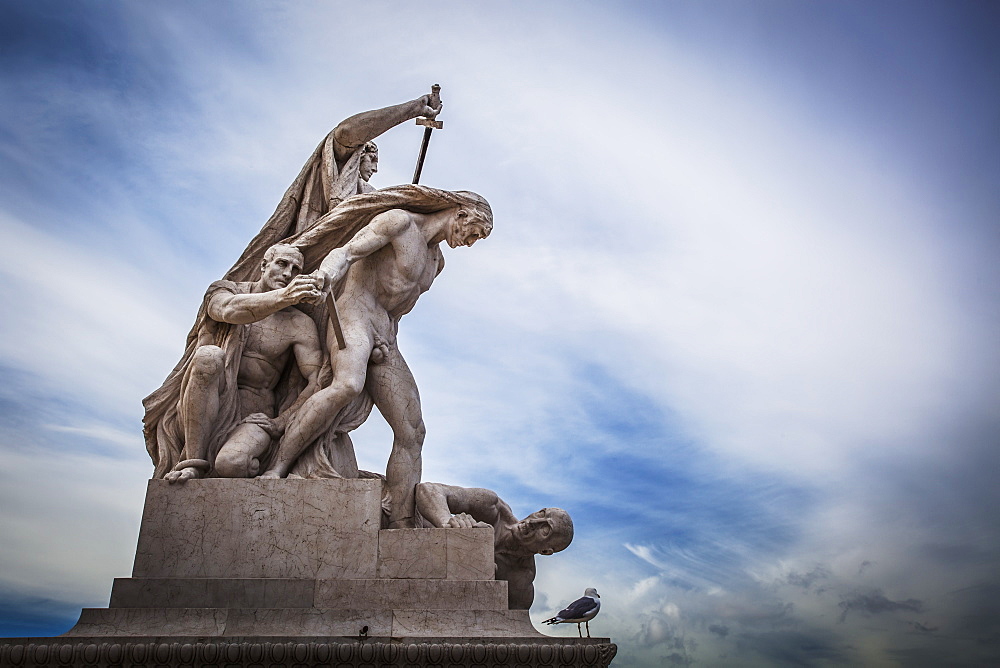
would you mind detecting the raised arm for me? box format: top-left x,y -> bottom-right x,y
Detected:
332,90 -> 442,163
207,275 -> 321,325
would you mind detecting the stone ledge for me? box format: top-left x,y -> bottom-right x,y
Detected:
109,577 -> 509,610
63,608 -> 544,639
0,639 -> 617,667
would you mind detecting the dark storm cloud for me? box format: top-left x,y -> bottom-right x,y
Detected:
837,589 -> 923,623
784,565 -> 830,590
707,623 -> 729,638
908,621 -> 936,635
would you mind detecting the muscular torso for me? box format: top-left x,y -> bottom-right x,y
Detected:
236,308 -> 310,413
342,220 -> 443,335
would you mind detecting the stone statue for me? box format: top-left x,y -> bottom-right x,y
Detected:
143,88 -> 493,531
258,187 -> 493,532
143,244 -> 325,481
414,482 -> 574,610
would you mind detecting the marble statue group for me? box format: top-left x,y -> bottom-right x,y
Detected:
141,87 -> 573,609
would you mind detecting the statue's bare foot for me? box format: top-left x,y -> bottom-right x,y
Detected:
165,467 -> 200,484
257,469 -> 284,479
165,458 -> 210,483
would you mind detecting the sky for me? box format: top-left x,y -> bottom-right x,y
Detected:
0,1 -> 998,665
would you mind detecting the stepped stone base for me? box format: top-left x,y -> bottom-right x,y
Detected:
0,479 -> 616,666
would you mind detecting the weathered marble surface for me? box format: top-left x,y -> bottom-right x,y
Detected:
110,578 -> 317,609
377,528 -> 494,580
314,579 -> 506,610
133,479 -> 381,579
43,476 -> 617,659
110,578 -> 507,610
76,480 -> 535,639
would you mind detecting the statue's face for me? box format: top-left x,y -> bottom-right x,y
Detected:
513,508 -> 566,555
359,153 -> 378,182
261,248 -> 303,290
447,211 -> 492,248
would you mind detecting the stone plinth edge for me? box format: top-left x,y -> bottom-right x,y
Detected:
0,638 -> 617,667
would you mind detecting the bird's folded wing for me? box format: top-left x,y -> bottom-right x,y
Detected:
559,596 -> 598,619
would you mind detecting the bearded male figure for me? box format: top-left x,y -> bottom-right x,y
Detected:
415,482 -> 574,610
256,186 -> 493,530
143,244 -> 324,480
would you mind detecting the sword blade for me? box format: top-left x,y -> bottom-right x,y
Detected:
411,126 -> 434,184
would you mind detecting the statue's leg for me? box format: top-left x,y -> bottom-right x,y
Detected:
169,345 -> 225,483
367,346 -> 424,529
260,335 -> 372,479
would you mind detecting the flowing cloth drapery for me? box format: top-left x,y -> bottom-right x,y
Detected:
224,130 -> 373,284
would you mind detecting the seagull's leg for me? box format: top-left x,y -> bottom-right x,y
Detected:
577,622 -> 582,637
586,620 -> 591,637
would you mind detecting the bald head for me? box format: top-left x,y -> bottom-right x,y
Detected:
514,507 -> 574,556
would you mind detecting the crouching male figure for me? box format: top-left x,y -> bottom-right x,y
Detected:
161,243 -> 324,482
415,482 -> 574,610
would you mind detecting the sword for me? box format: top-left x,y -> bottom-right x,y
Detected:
411,84 -> 443,184
326,292 -> 347,351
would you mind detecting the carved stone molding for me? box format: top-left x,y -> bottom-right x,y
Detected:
0,639 -> 618,667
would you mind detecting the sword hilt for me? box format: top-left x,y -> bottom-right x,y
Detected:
416,83 -> 443,129
412,84 -> 443,183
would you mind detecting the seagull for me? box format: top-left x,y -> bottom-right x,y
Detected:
543,588 -> 601,637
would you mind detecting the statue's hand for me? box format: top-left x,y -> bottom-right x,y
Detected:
282,274 -> 323,305
418,92 -> 442,119
446,513 -> 478,529
241,413 -> 282,439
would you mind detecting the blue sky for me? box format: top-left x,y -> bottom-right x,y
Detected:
1,1 -> 998,665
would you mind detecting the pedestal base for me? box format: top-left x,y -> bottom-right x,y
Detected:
0,480 -> 617,666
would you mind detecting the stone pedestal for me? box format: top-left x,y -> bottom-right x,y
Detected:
0,479 -> 616,666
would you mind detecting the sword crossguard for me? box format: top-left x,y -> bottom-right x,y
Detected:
416,117 -> 443,130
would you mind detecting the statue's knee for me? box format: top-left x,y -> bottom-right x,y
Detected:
320,376 -> 364,402
312,376 -> 364,407
191,345 -> 224,379
215,450 -> 258,478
